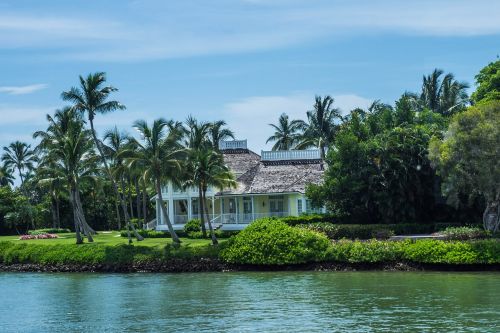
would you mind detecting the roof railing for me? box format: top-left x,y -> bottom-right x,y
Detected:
261,149 -> 321,161
219,139 -> 247,150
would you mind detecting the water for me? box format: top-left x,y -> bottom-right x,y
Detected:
0,272 -> 498,332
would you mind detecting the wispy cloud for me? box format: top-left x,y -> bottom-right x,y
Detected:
222,92 -> 372,152
0,0 -> 498,61
0,104 -> 54,123
0,84 -> 48,95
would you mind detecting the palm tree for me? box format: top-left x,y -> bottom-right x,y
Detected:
102,127 -> 131,232
0,165 -> 14,187
420,69 -> 469,115
184,148 -> 235,245
1,141 -> 37,185
209,120 -> 235,150
35,108 -> 97,243
61,72 -> 143,241
125,118 -> 184,244
297,95 -> 341,159
266,113 -> 306,150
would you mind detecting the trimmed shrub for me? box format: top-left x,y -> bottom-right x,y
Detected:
327,239 -> 405,262
220,218 -> 330,265
28,228 -> 70,235
120,229 -> 170,238
296,223 -> 396,240
184,219 -> 201,234
186,229 -> 239,239
439,226 -> 490,240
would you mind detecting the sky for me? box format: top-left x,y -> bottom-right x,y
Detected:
0,0 -> 499,158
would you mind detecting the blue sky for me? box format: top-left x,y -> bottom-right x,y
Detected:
0,0 -> 499,155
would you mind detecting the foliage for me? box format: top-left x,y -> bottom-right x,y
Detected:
420,69 -> 469,115
186,230 -> 237,239
266,113 -> 306,150
28,228 -> 71,235
20,234 -> 58,240
220,218 -> 330,265
439,226 -> 490,241
471,60 -> 500,104
429,101 -> 500,231
120,229 -> 170,238
184,219 -> 201,233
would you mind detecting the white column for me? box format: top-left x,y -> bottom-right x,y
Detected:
302,196 -> 307,215
212,196 -> 215,220
169,199 -> 175,224
288,195 -> 292,217
251,196 -> 255,222
220,197 -> 224,223
188,197 -> 192,221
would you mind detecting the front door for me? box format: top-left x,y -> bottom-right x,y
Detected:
269,195 -> 284,217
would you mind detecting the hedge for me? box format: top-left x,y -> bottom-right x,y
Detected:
220,218 -> 330,265
28,228 -> 71,235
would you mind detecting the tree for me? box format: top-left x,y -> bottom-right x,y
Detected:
297,95 -> 341,159
266,113 -> 305,150
420,69 -> 469,115
1,141 -> 37,186
0,165 -> 14,187
125,118 -> 184,244
184,148 -> 235,245
61,72 -> 143,242
35,108 -> 97,243
429,101 -> 500,232
209,120 -> 235,150
471,59 -> 500,104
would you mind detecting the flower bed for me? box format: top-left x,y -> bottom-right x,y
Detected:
19,234 -> 58,240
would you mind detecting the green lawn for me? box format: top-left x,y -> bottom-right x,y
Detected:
0,231 -> 219,248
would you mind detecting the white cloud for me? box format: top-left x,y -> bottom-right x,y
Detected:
222,92 -> 372,152
0,104 -> 54,124
0,84 -> 48,95
0,0 -> 498,61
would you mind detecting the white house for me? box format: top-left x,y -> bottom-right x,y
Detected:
150,140 -> 325,231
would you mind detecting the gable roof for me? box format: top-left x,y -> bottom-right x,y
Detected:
218,148 -> 324,195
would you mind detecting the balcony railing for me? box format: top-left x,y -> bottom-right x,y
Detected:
261,149 -> 321,161
219,140 -> 247,150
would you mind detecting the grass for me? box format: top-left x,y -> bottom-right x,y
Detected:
0,231 -> 220,248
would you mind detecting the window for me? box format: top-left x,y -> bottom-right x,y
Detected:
306,200 -> 323,214
191,198 -> 199,215
297,199 -> 303,215
243,197 -> 252,214
269,195 -> 284,213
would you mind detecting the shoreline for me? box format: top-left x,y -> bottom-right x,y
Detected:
1,260 -> 499,273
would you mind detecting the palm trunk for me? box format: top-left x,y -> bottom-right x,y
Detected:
198,184 -> 207,238
88,118 -> 143,242
51,196 -> 57,229
203,189 -> 217,245
142,179 -> 148,225
135,179 -> 141,220
55,197 -> 61,229
115,200 -> 121,230
128,178 -> 134,219
155,180 -> 181,244
75,189 -> 94,242
70,189 -> 83,244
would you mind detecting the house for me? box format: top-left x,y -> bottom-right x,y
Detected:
151,139 -> 325,231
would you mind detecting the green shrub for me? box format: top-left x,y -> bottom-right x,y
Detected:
28,228 -> 71,235
327,239 -> 405,262
120,229 -> 170,238
440,226 -> 490,240
296,223 -> 395,240
220,218 -> 330,265
184,219 -> 201,233
186,229 -> 239,239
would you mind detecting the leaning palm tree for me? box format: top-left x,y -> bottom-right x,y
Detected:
296,95 -> 341,159
125,118 -> 185,244
61,72 -> 143,241
0,165 -> 14,187
1,141 -> 37,186
184,148 -> 235,245
209,120 -> 235,150
266,113 -> 306,150
420,69 -> 469,115
35,108 -> 97,243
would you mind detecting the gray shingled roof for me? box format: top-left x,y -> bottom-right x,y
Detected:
218,149 -> 324,195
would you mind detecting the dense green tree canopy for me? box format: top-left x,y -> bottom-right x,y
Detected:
471,60 -> 500,104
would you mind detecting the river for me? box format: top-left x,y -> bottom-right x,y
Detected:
0,271 -> 498,332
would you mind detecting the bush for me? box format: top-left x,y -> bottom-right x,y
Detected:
327,239 -> 405,262
220,218 -> 330,265
186,229 -> 239,239
20,234 -> 58,240
28,228 -> 70,235
439,226 -> 490,240
184,219 -> 201,233
120,229 -> 170,238
296,223 -> 396,240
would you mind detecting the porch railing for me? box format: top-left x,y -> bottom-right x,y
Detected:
174,215 -> 189,224
219,212 -> 288,224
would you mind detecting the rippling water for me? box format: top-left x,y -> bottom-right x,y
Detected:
0,271 -> 499,332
